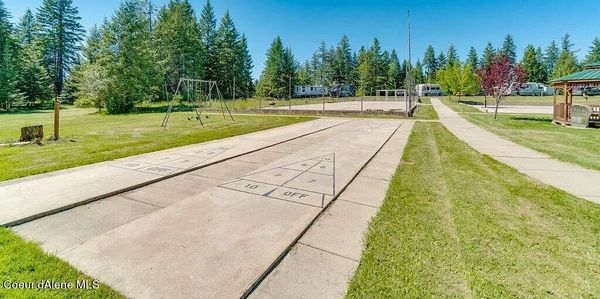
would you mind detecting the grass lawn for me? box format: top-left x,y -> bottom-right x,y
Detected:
0,228 -> 123,298
440,95 -> 600,106
462,113 -> 600,171
412,103 -> 438,120
0,108 -> 312,182
347,122 -> 600,298
440,98 -> 483,113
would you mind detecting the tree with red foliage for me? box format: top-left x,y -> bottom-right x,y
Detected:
477,55 -> 526,119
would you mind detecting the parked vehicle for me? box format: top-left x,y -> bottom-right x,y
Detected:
510,82 -> 554,96
582,87 -> 600,96
416,84 -> 443,96
331,84 -> 355,97
293,85 -> 328,97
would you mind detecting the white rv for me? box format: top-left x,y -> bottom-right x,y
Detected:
293,85 -> 329,97
416,84 -> 443,96
511,82 -> 554,96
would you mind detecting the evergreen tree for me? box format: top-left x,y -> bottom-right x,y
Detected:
552,33 -> 579,79
446,44 -> 458,66
584,37 -> 600,65
500,34 -> 517,64
37,0 -> 85,97
436,52 -> 447,71
0,0 -> 23,109
423,45 -> 437,82
15,11 -> 53,106
297,60 -> 311,85
82,24 -> 102,64
257,36 -> 285,98
412,60 -> 425,84
16,9 -> 37,45
99,0 -> 162,113
370,38 -> 387,89
280,47 -> 297,98
387,49 -> 402,88
311,41 -> 333,86
521,45 -> 547,83
235,33 -> 253,98
545,40 -> 559,76
481,42 -> 496,68
465,47 -> 478,72
215,11 -> 239,98
154,0 -> 203,92
332,35 -> 353,84
198,0 -> 217,80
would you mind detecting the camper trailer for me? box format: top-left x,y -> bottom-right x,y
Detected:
331,84 -> 355,97
510,82 -> 554,96
293,85 -> 329,97
416,84 -> 443,96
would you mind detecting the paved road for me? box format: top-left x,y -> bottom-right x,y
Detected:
13,119 -> 414,298
472,104 -> 553,114
431,98 -> 600,204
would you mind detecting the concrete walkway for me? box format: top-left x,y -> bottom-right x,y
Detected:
13,119 -> 412,298
431,98 -> 600,204
0,118 -> 349,226
251,122 -> 413,299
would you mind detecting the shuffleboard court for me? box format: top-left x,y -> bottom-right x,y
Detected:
0,118 -> 349,226
29,119 -> 406,298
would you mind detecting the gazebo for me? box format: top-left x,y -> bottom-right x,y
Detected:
551,62 -> 600,124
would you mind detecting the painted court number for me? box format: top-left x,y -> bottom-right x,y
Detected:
245,184 -> 259,190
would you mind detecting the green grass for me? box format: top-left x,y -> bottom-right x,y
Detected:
440,95 -> 600,106
440,98 -> 483,113
0,108 -> 312,182
0,228 -> 123,298
462,113 -> 600,171
412,103 -> 438,120
347,122 -> 600,298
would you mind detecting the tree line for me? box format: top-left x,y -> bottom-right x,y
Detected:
0,0 -> 253,114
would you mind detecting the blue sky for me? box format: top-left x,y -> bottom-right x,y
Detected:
4,0 -> 600,78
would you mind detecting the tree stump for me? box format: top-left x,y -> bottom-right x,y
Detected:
20,125 -> 44,142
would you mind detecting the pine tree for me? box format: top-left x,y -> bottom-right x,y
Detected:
0,0 -> 23,109
198,0 -> 217,81
584,37 -> 600,65
387,49 -> 402,88
37,0 -> 85,97
82,24 -> 102,64
297,60 -> 311,85
154,0 -> 203,92
545,40 -> 559,76
501,34 -> 517,64
481,42 -> 496,68
332,35 -> 353,84
99,0 -> 162,113
423,45 -> 437,82
16,9 -> 37,45
215,11 -> 239,98
412,60 -> 425,84
465,47 -> 478,72
257,36 -> 285,98
446,44 -> 458,67
522,45 -> 547,83
235,33 -> 253,98
436,52 -> 447,71
552,33 -> 579,79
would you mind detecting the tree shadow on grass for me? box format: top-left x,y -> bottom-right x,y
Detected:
510,116 -> 552,122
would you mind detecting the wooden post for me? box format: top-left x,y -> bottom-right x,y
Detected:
552,87 -> 556,121
563,84 -> 568,124
53,94 -> 59,140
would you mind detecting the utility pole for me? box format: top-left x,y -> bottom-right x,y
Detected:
406,9 -> 413,117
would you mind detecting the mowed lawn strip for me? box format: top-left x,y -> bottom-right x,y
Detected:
463,113 -> 600,172
347,122 -> 600,298
0,109 -> 313,182
0,228 -> 123,298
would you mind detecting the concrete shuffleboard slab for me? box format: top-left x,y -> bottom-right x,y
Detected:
57,119 -> 404,299
0,119 -> 350,226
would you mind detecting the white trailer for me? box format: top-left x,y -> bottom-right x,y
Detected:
511,82 -> 554,96
293,85 -> 328,97
416,84 -> 443,96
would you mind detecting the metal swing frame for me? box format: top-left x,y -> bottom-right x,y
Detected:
161,78 -> 234,129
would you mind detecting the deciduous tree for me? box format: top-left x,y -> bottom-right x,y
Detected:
477,55 -> 526,119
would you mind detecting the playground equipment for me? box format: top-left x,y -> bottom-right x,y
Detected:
162,78 -> 234,129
